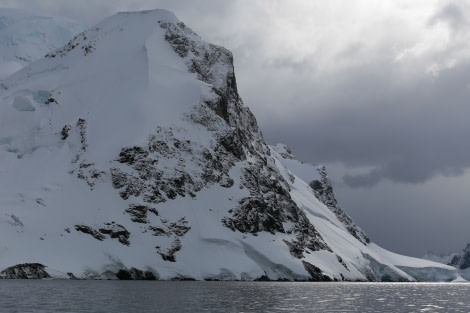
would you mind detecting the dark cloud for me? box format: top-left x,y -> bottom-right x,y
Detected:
261,60 -> 470,188
264,57 -> 312,72
332,174 -> 470,257
1,0 -> 234,26
429,2 -> 468,32
343,170 -> 383,188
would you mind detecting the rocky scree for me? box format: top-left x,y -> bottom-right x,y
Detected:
310,166 -> 370,245
159,19 -> 332,260
449,243 -> 470,270
0,263 -> 51,279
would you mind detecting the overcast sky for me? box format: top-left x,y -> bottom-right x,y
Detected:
4,0 -> 470,257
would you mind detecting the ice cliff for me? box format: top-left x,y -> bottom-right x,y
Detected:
424,243 -> 470,280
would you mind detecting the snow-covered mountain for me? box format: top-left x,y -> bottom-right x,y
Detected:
0,9 -> 461,281
423,244 -> 470,280
0,8 -> 85,80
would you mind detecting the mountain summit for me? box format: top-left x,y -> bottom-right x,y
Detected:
0,9 -> 460,281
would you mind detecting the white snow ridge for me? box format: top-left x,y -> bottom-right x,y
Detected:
0,9 -> 462,281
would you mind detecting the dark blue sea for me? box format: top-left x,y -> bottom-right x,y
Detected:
1,281 -> 469,312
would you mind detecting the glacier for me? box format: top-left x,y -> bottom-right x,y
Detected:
423,244 -> 470,280
0,9 -> 462,282
0,8 -> 85,80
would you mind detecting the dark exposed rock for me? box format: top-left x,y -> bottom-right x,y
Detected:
75,223 -> 130,245
46,31 -> 96,58
110,168 -> 129,189
302,261 -> 332,281
223,196 -> 285,234
309,180 -> 322,191
0,263 -> 51,279
223,159 -> 331,258
157,238 -> 182,262
449,243 -> 470,270
285,216 -> 332,258
118,146 -> 149,165
218,130 -> 246,160
74,225 -> 106,241
76,118 -> 87,151
67,272 -> 78,280
110,130 -> 200,263
149,217 -> 190,238
161,18 -> 267,161
170,275 -> 196,281
336,254 -> 349,271
81,41 -> 96,55
310,166 -> 370,245
214,91 -> 229,122
162,21 -> 191,58
168,217 -> 191,237
116,268 -> 157,280
149,225 -> 167,236
139,216 -> 191,262
98,222 -> 130,246
45,39 -> 78,58
77,160 -> 106,190
115,173 -> 145,200
61,124 -> 71,140
254,274 -> 271,281
125,204 -> 159,223
110,128 -> 232,205
45,97 -> 58,105
70,118 -> 107,190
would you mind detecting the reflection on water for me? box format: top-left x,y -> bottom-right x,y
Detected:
0,281 -> 469,313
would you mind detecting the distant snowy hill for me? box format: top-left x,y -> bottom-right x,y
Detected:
423,244 -> 470,280
0,8 -> 85,80
0,9 -> 461,281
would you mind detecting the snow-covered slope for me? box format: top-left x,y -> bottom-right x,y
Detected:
271,144 -> 370,245
270,145 -> 460,282
0,9 -> 461,281
0,8 -> 85,80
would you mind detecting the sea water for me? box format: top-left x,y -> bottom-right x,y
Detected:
1,281 -> 469,312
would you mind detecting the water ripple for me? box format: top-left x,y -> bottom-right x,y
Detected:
0,281 -> 469,313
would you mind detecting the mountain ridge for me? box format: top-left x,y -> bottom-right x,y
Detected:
0,9 -> 461,281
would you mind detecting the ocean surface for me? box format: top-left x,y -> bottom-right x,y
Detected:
1,281 -> 469,312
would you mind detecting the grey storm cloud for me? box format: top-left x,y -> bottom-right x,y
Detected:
0,0 -> 236,26
430,2 -> 469,32
261,59 -> 470,188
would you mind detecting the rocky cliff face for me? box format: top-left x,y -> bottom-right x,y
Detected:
449,244 -> 470,270
0,9 -> 461,282
310,166 -> 370,245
